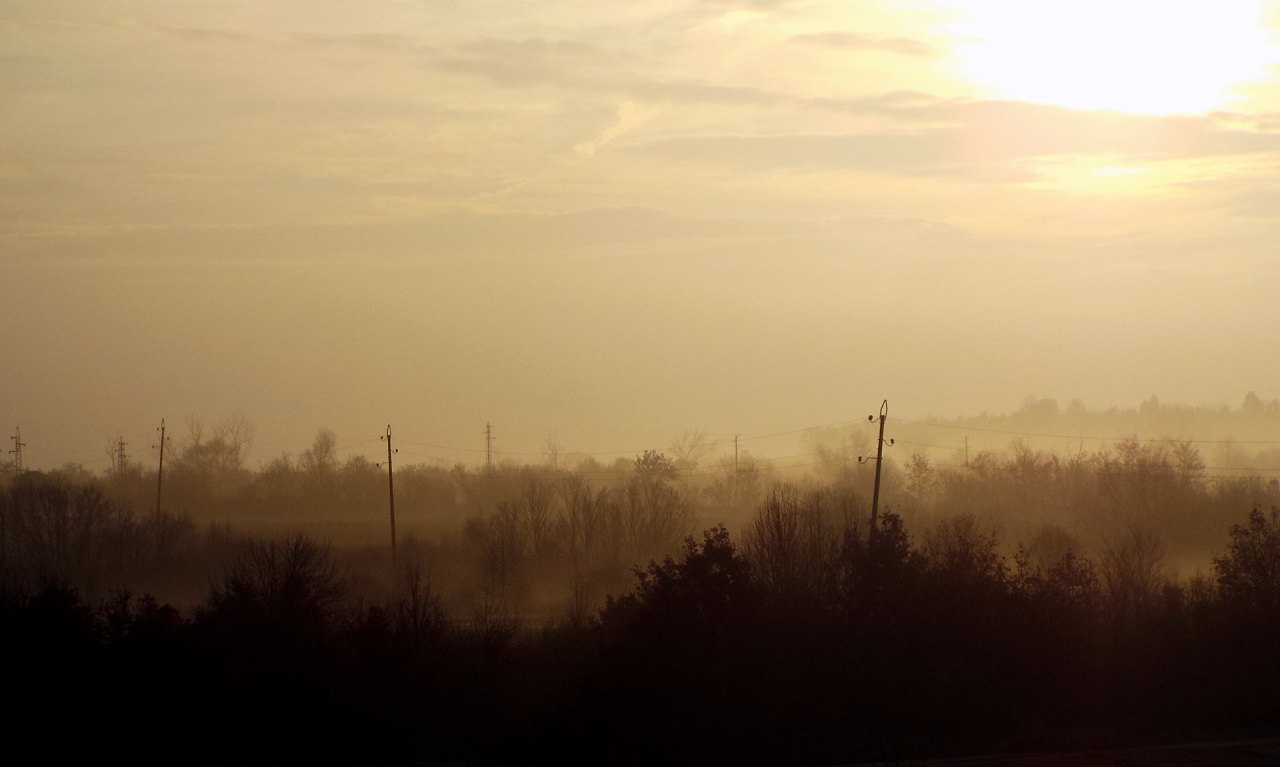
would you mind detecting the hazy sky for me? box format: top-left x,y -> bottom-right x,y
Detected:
4,0 -> 1280,469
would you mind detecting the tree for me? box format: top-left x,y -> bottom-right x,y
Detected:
1100,525 -> 1169,625
603,524 -> 760,644
1214,506 -> 1280,611
1243,391 -> 1265,413
205,532 -> 347,631
542,437 -> 562,469
669,430 -> 714,471
922,514 -> 1006,587
743,484 -> 839,601
300,429 -> 339,475
634,450 -> 678,481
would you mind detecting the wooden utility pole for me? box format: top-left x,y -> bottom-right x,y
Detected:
154,419 -> 167,517
859,400 -> 893,542
381,425 -> 398,563
733,434 -> 740,505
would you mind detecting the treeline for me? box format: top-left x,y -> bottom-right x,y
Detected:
8,426 -> 1280,618
0,450 -> 702,612
4,480 -> 1280,763
0,478 -> 246,601
891,392 -> 1280,476
890,437 -> 1279,566
68,425 -> 753,540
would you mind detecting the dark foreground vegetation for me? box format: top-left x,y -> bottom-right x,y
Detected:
5,464 -> 1280,765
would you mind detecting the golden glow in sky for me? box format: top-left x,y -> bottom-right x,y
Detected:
946,0 -> 1280,114
4,1 -> 1280,466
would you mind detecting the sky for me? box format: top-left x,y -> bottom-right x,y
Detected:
4,0 -> 1280,470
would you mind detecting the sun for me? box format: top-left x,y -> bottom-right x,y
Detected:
942,0 -> 1279,115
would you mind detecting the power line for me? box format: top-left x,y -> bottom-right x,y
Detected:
878,453 -> 1280,480
396,437 -> 672,457
734,417 -> 870,443
889,417 -> 1280,445
391,416 -> 875,460
334,437 -> 381,452
394,443 -> 869,478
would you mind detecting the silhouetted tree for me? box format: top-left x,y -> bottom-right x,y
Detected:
1214,506 -> 1280,612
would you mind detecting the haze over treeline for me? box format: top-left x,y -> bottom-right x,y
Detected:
11,392 -> 1280,477
5,397 -> 1280,762
5,394 -> 1280,608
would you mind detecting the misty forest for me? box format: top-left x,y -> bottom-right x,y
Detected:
6,397 -> 1280,763
12,3 -> 1280,762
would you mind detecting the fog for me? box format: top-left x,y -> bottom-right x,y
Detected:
7,394 -> 1280,608
6,399 -> 1280,763
7,1 -> 1280,763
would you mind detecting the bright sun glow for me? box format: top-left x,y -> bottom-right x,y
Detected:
943,0 -> 1280,115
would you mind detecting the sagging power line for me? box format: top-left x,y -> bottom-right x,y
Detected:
889,417 -> 1280,445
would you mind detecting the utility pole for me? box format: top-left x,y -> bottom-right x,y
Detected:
1,427 -> 15,560
733,434 -> 740,505
858,401 -> 894,543
380,425 -> 398,563
116,436 -> 128,506
9,428 -> 25,476
154,419 -> 167,517
485,422 -> 493,470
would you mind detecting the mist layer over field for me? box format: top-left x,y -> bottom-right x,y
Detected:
6,396 -> 1280,764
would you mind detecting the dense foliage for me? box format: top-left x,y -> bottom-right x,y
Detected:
5,476 -> 1280,763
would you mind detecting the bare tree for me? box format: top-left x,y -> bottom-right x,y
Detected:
467,501 -> 527,614
1100,525 -> 1170,625
213,414 -> 256,471
542,437 -> 562,470
523,478 -> 555,559
300,429 -> 339,475
212,533 -> 348,624
922,514 -> 1007,587
670,429 -> 715,470
185,415 -> 205,448
392,562 -> 448,645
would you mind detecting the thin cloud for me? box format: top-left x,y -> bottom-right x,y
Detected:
792,32 -> 937,58
155,26 -> 260,45
291,32 -> 426,52
574,102 -> 656,158
632,104 -> 1280,177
